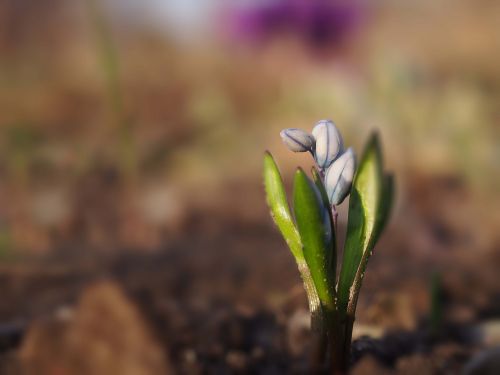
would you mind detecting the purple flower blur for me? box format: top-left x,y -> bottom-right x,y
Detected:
222,0 -> 363,48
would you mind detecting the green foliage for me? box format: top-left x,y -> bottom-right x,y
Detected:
263,131 -> 394,372
373,174 -> 395,245
311,167 -> 330,208
263,152 -> 303,262
293,168 -> 335,311
430,271 -> 443,336
338,133 -> 394,314
311,167 -> 337,299
263,153 -> 322,329
86,0 -> 136,178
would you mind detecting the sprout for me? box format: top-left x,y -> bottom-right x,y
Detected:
324,147 -> 356,205
280,128 -> 315,152
312,120 -> 343,169
265,120 -> 394,373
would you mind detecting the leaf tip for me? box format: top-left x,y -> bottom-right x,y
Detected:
368,131 -> 383,157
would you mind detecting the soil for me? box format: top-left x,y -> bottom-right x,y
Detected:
0,175 -> 499,374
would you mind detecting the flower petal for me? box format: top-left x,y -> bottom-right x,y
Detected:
325,147 -> 356,205
312,120 -> 343,169
280,128 -> 315,152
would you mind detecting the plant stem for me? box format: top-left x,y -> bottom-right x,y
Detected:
430,271 -> 443,337
326,309 -> 356,374
298,261 -> 328,372
330,205 -> 339,283
328,315 -> 344,374
309,331 -> 327,373
86,0 -> 137,180
332,205 -> 338,233
297,261 -> 323,331
342,314 -> 355,370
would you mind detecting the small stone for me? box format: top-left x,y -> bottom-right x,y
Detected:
54,305 -> 74,322
463,347 -> 500,375
477,320 -> 500,346
183,349 -> 197,364
286,309 -> 310,356
352,324 -> 384,340
351,355 -> 390,375
251,346 -> 264,360
396,354 -> 434,375
225,350 -> 248,370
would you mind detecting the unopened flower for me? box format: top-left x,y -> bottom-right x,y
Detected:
325,147 -> 356,205
312,120 -> 343,169
265,124 -> 394,373
280,128 -> 315,152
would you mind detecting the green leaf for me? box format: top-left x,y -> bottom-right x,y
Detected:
263,152 -> 303,261
345,173 -> 395,315
293,168 -> 335,311
337,133 -> 384,314
430,271 -> 443,336
311,167 -> 330,208
311,166 -> 337,290
372,174 -> 395,245
264,153 -> 324,330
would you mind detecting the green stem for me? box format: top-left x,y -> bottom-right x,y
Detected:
329,312 -> 347,374
86,0 -> 137,179
297,261 -> 329,371
297,261 -> 322,332
309,331 -> 327,373
342,315 -> 355,371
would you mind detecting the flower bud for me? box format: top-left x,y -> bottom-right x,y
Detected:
312,120 -> 343,169
280,128 -> 315,152
324,147 -> 356,205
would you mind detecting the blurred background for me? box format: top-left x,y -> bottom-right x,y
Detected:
0,0 -> 499,373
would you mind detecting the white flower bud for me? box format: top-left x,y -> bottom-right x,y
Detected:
312,120 -> 343,169
280,128 -> 315,152
324,147 -> 356,205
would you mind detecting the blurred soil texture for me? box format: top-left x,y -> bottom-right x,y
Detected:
0,0 -> 499,374
0,174 -> 499,374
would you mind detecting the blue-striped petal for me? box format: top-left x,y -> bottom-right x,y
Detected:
312,120 -> 343,169
324,147 -> 356,205
280,128 -> 315,152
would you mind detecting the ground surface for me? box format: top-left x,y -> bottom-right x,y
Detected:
0,175 -> 499,374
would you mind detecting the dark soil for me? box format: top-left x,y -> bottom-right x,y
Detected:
0,176 -> 499,374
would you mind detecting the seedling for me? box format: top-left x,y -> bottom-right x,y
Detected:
430,271 -> 443,338
264,120 -> 394,373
